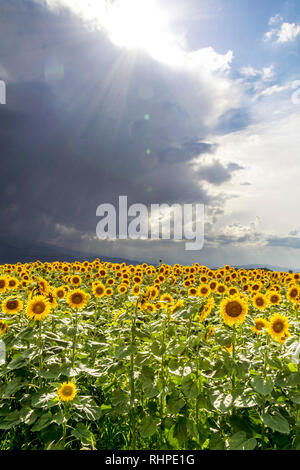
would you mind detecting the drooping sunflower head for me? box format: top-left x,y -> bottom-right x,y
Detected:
26,295 -> 51,321
57,382 -> 77,402
159,293 -> 174,308
205,326 -> 214,342
143,302 -> 156,314
66,289 -> 90,310
199,297 -> 215,322
267,314 -> 290,342
131,284 -> 140,296
0,320 -> 8,334
0,276 -> 8,293
2,297 -> 23,315
38,277 -> 50,295
220,295 -> 248,326
251,317 -> 269,335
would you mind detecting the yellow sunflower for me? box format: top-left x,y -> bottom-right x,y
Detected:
267,314 -> 290,342
268,292 -> 282,306
55,286 -> 66,299
0,321 -> 8,334
0,276 -> 8,293
251,317 -> 269,335
287,285 -> 299,303
252,293 -> 268,311
198,284 -> 211,298
92,282 -> 106,298
67,289 -> 90,309
57,382 -> 77,402
188,287 -> 198,297
205,326 -> 214,342
26,295 -> 51,321
2,297 -> 23,315
105,287 -> 114,296
117,284 -> 128,294
199,297 -> 215,322
159,293 -> 174,308
220,295 -> 248,326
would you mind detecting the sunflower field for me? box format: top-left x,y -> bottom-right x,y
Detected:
0,259 -> 300,450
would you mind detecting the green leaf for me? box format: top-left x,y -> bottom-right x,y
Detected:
211,393 -> 233,413
290,393 -> 300,405
215,331 -> 233,347
166,393 -> 185,414
71,423 -> 93,446
73,399 -> 101,421
0,377 -> 25,398
142,383 -> 160,399
151,341 -> 166,357
31,413 -> 53,432
251,377 -> 274,395
0,410 -> 21,429
31,390 -> 57,408
228,431 -> 257,450
139,415 -> 160,438
262,412 -> 290,434
182,375 -> 199,399
19,407 -> 39,426
7,356 -> 28,370
173,417 -> 187,445
233,395 -> 258,408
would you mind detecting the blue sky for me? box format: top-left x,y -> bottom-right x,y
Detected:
1,0 -> 300,268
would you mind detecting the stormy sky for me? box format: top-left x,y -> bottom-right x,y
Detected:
1,0 -> 300,267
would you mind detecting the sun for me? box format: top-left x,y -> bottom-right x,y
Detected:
102,0 -> 184,66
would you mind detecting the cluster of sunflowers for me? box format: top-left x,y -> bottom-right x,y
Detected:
0,260 -> 298,348
0,259 -> 300,449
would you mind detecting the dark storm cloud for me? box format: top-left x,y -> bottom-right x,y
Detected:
0,0 -> 245,254
267,236 -> 300,249
197,160 -> 244,185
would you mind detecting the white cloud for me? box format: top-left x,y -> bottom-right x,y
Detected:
240,64 -> 275,82
265,21 -> 300,43
277,22 -> 300,43
211,109 -> 300,246
269,14 -> 283,25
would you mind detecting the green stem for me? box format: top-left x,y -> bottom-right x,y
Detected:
38,320 -> 43,388
129,300 -> 138,449
71,314 -> 78,373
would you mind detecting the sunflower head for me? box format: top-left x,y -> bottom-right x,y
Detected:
220,295 -> 248,326
251,317 -> 269,335
92,282 -> 106,298
0,321 -> 8,334
267,314 -> 290,342
67,289 -> 90,310
57,382 -> 77,402
252,293 -> 268,310
26,295 -> 51,321
2,297 -> 23,315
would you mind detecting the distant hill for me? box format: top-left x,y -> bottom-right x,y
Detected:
0,239 -> 298,272
0,238 -> 142,266
233,264 -> 298,273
